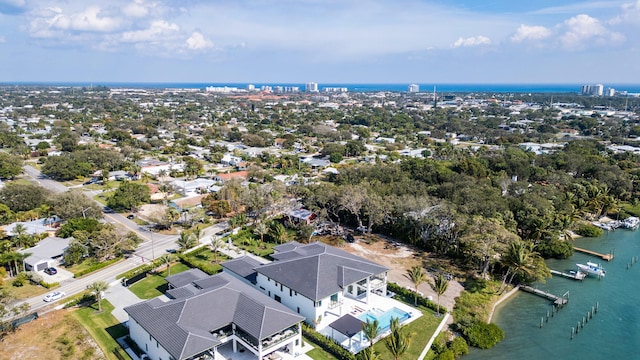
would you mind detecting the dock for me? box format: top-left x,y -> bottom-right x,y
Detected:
519,285 -> 569,306
573,247 -> 614,261
550,269 -> 586,281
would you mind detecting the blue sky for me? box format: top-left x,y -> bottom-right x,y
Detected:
0,0 -> 639,84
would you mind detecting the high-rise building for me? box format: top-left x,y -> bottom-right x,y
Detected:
581,84 -> 604,96
606,87 -> 616,97
408,84 -> 420,93
305,82 -> 319,92
247,84 -> 255,91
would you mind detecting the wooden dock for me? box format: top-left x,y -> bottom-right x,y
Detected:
573,247 -> 614,261
519,285 -> 569,306
550,269 -> 586,281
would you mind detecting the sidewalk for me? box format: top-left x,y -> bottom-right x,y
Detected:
105,280 -> 145,323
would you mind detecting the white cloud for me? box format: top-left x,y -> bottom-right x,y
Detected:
120,20 -> 179,43
122,0 -> 149,18
559,14 -> 625,49
610,0 -> 640,25
511,24 -> 552,42
451,35 -> 491,48
46,6 -> 122,32
185,31 -> 212,50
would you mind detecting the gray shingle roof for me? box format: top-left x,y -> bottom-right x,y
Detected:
256,242 -> 388,301
221,256 -> 263,282
165,268 -> 209,289
125,272 -> 304,360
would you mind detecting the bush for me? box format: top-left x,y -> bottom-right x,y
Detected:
435,349 -> 455,360
63,293 -> 96,308
177,249 -> 223,275
387,282 -> 447,314
302,323 -> 356,360
537,238 -> 573,259
118,258 -> 166,280
40,281 -> 59,289
461,321 -> 504,349
575,224 -> 604,238
449,337 -> 469,357
73,257 -> 122,278
12,273 -> 28,287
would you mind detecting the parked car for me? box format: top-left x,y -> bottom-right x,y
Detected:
43,291 -> 66,302
43,267 -> 57,275
127,214 -> 135,220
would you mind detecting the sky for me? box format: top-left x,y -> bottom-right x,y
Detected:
1,0 -> 640,84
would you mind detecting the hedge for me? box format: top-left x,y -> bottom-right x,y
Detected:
387,282 -> 447,314
39,281 -> 59,289
74,257 -> 122,278
177,249 -> 223,275
117,258 -> 166,280
302,323 -> 356,360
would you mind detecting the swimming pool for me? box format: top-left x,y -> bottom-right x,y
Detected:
358,307 -> 411,331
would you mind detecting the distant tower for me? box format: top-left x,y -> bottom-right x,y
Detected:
433,85 -> 437,107
305,82 -> 319,92
408,84 -> 419,93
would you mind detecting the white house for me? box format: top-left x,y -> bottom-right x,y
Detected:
19,236 -> 70,272
125,272 -> 304,360
222,242 -> 388,326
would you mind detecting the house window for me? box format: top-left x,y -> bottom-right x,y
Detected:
280,284 -> 283,292
145,344 -> 148,351
149,334 -> 152,341
296,339 -> 299,346
275,295 -> 281,303
290,289 -> 293,296
297,307 -> 300,313
260,286 -> 265,291
315,300 -> 322,308
268,291 -> 271,297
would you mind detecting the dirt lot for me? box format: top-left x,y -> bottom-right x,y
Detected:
338,235 -> 464,313
0,310 -> 105,360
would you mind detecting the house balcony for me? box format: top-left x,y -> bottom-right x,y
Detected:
328,300 -> 343,310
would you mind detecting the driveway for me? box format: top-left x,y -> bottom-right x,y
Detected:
39,266 -> 74,285
105,280 -> 146,323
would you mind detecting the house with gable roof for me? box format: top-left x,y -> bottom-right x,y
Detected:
221,241 -> 388,326
124,272 -> 304,360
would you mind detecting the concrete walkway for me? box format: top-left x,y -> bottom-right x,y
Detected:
105,279 -> 145,323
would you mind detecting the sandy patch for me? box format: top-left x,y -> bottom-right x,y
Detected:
341,237 -> 464,314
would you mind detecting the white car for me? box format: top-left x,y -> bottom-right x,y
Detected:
43,291 -> 66,302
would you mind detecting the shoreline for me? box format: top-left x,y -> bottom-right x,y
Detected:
487,286 -> 520,323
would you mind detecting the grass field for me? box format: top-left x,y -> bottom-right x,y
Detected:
128,262 -> 190,299
1,282 -> 50,300
371,307 -> 441,360
71,300 -> 131,360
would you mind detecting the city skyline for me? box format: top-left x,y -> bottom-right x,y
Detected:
1,0 -> 640,84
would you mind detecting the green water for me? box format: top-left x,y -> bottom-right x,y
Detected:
466,229 -> 640,359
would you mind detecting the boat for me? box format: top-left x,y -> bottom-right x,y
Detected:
576,262 -> 606,277
622,216 -> 640,229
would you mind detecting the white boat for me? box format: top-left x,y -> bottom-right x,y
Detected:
576,262 -> 606,277
622,216 -> 640,229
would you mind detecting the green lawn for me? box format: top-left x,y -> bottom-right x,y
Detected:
2,282 -> 50,300
371,307 -> 442,360
71,299 -> 131,360
66,257 -> 121,277
128,262 -> 190,299
306,348 -> 336,360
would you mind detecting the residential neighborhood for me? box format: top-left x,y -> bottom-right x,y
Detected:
1,84 -> 640,360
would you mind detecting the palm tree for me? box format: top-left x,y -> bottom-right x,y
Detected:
176,231 -> 196,252
87,281 -> 109,312
404,265 -> 426,306
166,207 -> 180,229
384,317 -> 411,360
141,171 -> 151,184
430,274 -> 449,316
270,222 -> 289,244
158,169 -> 167,182
356,347 -> 380,360
192,226 -> 203,245
362,319 -> 380,347
210,236 -> 223,263
253,222 -> 269,248
499,240 -> 539,293
160,254 -> 174,276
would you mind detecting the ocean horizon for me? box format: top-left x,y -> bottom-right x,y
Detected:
3,82 -> 640,94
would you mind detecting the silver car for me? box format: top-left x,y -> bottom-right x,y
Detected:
43,291 -> 66,302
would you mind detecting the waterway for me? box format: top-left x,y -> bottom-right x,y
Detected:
466,228 -> 640,359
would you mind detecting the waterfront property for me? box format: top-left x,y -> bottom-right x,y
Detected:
124,272 -> 305,360
221,241 -> 420,353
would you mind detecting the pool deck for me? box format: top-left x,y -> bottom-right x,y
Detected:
316,293 -> 422,353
